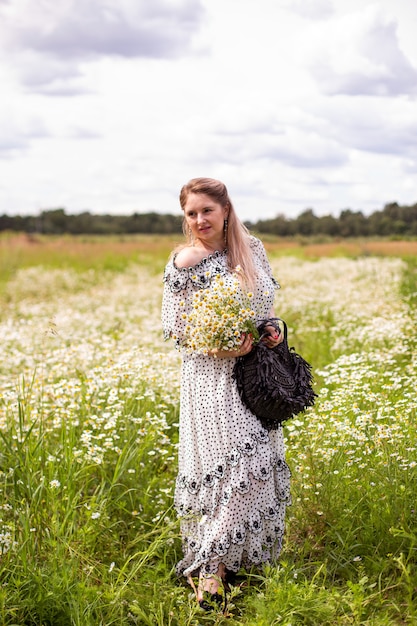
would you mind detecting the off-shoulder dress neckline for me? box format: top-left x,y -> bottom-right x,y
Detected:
172,248 -> 228,271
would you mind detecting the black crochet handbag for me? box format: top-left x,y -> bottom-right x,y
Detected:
233,318 -> 317,430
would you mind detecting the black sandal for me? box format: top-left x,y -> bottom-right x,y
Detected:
223,567 -> 237,593
198,590 -> 226,612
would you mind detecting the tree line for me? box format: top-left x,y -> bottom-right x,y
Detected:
1,201 -> 417,237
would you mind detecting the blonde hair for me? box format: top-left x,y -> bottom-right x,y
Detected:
179,177 -> 256,287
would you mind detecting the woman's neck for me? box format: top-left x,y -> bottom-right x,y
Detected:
194,238 -> 225,254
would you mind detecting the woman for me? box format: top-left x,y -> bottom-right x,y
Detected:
162,177 -> 291,611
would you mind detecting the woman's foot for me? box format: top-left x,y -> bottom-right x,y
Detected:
197,565 -> 227,612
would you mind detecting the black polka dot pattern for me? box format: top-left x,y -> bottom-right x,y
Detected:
162,237 -> 291,578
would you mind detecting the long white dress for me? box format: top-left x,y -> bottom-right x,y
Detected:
162,237 -> 291,579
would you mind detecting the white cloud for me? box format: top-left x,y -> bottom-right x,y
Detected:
286,0 -> 334,20
1,0 -> 204,58
310,6 -> 417,96
191,126 -> 348,170
0,0 -> 417,220
10,52 -> 90,94
309,96 -> 417,158
0,112 -> 49,156
0,0 -> 205,88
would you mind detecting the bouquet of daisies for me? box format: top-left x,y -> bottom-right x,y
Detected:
180,271 -> 260,354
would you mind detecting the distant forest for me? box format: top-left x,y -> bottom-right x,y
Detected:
1,201 -> 417,237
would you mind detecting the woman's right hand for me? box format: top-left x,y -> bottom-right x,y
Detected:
261,323 -> 283,349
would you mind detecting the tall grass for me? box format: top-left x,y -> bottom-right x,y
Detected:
0,233 -> 179,293
0,236 -> 416,624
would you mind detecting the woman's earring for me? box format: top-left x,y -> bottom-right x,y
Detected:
223,219 -> 228,246
188,227 -> 194,245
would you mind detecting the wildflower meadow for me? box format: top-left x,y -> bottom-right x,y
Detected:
0,234 -> 416,625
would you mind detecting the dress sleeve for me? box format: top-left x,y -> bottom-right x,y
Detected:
161,259 -> 194,347
250,236 -> 280,289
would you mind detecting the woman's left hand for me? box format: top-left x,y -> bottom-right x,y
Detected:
209,332 -> 254,359
261,323 -> 284,349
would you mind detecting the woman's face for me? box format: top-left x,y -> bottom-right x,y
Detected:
183,192 -> 228,247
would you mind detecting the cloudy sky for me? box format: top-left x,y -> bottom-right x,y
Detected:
0,0 -> 416,222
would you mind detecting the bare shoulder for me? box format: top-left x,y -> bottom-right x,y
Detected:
174,246 -> 206,268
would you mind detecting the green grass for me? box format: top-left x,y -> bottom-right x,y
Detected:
0,377 -> 181,625
0,233 -> 178,293
0,236 -> 416,624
